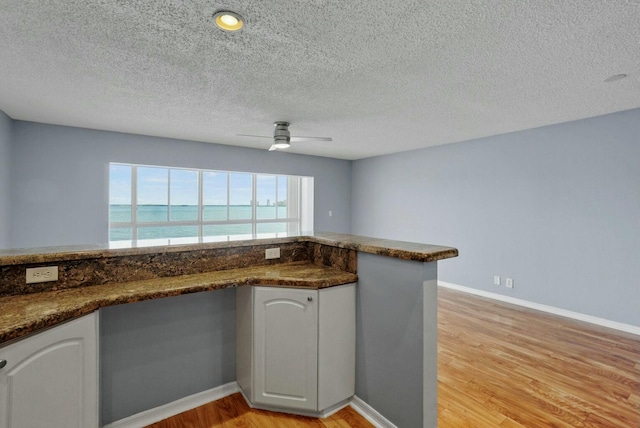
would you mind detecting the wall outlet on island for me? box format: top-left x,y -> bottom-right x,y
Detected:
26,266 -> 59,284
265,248 -> 281,260
505,278 -> 514,289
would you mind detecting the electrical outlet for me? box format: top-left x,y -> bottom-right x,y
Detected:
26,266 -> 59,284
505,278 -> 514,289
493,275 -> 501,286
265,248 -> 281,259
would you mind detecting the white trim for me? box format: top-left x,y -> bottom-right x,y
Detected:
103,382 -> 240,428
349,396 -> 398,428
243,396 -> 351,419
321,399 -> 351,419
438,281 -> 640,336
104,385 -> 399,428
300,176 -> 314,232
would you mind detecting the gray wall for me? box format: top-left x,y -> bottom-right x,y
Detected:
0,110 -> 11,248
356,253 -> 438,428
100,288 -> 236,425
9,121 -> 351,248
352,108 -> 640,327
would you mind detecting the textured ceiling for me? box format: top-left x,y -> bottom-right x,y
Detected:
0,0 -> 638,160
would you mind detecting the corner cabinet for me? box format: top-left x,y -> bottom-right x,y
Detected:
237,283 -> 355,416
0,313 -> 98,428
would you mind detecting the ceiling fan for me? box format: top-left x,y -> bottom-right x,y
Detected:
238,122 -> 332,151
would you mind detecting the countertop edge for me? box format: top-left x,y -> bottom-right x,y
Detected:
307,234 -> 459,262
0,233 -> 458,266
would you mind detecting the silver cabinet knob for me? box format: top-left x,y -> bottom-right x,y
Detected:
0,359 -> 6,369
307,296 -> 313,302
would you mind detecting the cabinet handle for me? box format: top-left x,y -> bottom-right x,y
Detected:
0,359 -> 6,369
307,296 -> 313,302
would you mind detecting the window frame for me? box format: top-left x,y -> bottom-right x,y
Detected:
109,163 -> 311,243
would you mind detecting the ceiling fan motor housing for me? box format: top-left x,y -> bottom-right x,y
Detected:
237,121 -> 330,151
274,121 -> 291,143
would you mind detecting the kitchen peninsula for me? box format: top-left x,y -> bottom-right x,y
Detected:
0,233 -> 457,428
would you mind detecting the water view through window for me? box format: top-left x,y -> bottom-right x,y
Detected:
109,163 -> 311,243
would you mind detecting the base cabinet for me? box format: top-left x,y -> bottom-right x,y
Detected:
237,283 -> 355,414
0,313 -> 98,428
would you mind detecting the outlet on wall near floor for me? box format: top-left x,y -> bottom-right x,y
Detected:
505,278 -> 514,289
493,275 -> 501,286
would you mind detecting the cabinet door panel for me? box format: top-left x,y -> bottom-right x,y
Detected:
318,283 -> 355,410
254,287 -> 318,411
0,314 -> 97,428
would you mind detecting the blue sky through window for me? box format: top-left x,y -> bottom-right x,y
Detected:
170,169 -> 198,206
109,164 -> 131,205
229,173 -> 252,206
110,165 -> 282,207
203,172 -> 227,205
137,167 -> 168,205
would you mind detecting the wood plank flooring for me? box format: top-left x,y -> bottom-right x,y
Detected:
146,393 -> 374,427
147,287 -> 639,427
438,287 -> 640,427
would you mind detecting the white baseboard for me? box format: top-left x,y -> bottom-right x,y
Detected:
105,384 -> 399,428
104,382 -> 240,428
241,394 -> 351,419
438,281 -> 640,336
349,396 -> 398,428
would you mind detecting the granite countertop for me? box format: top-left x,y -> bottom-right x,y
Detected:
309,232 -> 458,262
0,261 -> 357,345
0,232 -> 458,266
0,233 -> 457,346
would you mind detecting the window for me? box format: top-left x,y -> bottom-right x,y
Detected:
109,163 -> 313,244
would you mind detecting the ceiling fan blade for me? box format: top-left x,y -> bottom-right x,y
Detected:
237,134 -> 273,139
290,136 -> 333,142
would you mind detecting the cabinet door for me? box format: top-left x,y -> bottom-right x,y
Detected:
0,313 -> 98,428
253,287 -> 318,411
318,283 -> 355,411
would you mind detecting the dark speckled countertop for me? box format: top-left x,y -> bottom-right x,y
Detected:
309,232 -> 458,262
0,262 -> 357,345
0,233 -> 457,345
0,232 -> 457,266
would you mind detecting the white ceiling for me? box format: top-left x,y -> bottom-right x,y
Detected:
0,0 -> 638,160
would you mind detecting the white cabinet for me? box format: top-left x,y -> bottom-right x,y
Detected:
0,313 -> 98,428
254,287 -> 319,411
237,283 -> 355,415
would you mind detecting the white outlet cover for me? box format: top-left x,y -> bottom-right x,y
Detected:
265,248 -> 281,259
26,266 -> 59,284
506,278 -> 514,288
493,275 -> 501,285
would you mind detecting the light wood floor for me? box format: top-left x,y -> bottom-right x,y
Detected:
438,287 -> 640,427
147,288 -> 639,427
146,393 -> 373,427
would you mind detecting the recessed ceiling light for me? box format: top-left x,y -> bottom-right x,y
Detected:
213,11 -> 244,32
604,74 -> 627,83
